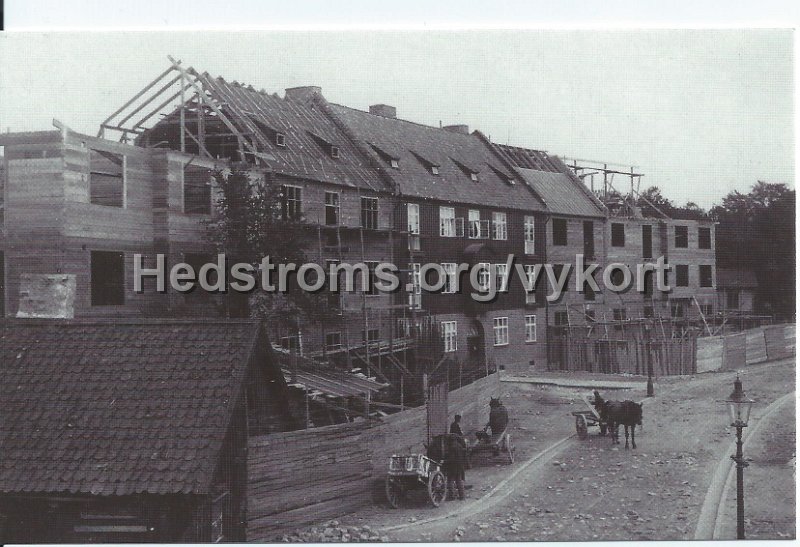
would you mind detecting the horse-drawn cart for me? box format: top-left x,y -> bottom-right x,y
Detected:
468,426 -> 514,464
385,454 -> 447,508
571,394 -> 608,440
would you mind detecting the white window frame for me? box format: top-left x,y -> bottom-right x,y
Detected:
324,191 -> 340,226
468,209 -> 481,239
492,212 -> 508,240
494,263 -> 509,292
477,262 -> 491,292
524,215 -> 536,254
525,264 -> 537,304
442,263 -> 458,294
442,321 -> 458,353
440,206 -> 456,237
409,263 -> 422,309
525,315 -> 537,343
493,317 -> 509,347
407,203 -> 420,235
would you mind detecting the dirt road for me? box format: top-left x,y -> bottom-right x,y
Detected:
279,359 -> 794,542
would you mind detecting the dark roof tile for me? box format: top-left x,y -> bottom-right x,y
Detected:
0,319 -> 262,496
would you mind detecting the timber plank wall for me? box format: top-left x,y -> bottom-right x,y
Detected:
695,323 -> 795,373
246,373 -> 503,540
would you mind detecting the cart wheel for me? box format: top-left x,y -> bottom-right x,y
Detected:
427,470 -> 446,507
575,414 -> 589,440
386,477 -> 403,509
505,434 -> 514,464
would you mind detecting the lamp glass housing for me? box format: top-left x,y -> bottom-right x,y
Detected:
727,398 -> 753,426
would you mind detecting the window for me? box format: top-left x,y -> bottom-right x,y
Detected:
363,328 -> 380,345
407,203 -> 420,235
699,227 -> 711,249
330,146 -> 340,159
442,321 -> 458,353
700,303 -> 714,316
470,172 -> 479,182
90,251 -> 125,306
493,317 -> 509,346
364,261 -> 379,296
675,225 -> 688,248
325,192 -> 339,226
642,224 -> 653,259
361,197 -> 378,229
524,216 -> 536,254
442,263 -> 458,294
477,262 -> 491,292
409,263 -> 421,309
552,218 -> 567,246
554,311 -> 568,326
390,158 -> 400,169
611,223 -> 625,247
325,332 -> 343,352
643,270 -> 654,299
583,220 -> 594,258
525,265 -> 537,304
326,259 -> 342,311
492,212 -> 507,240
727,290 -> 740,309
699,265 -> 713,287
280,332 -> 302,353
440,206 -> 456,237
430,165 -> 440,176
183,165 -> 212,214
495,263 -> 509,291
90,149 -> 125,207
275,133 -> 286,147
584,276 -> 596,301
468,210 -> 481,239
675,264 -> 689,287
525,315 -> 537,343
671,300 -> 686,318
644,306 -> 654,318
613,308 -> 627,322
281,185 -> 302,221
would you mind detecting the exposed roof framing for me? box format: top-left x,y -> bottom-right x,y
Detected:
100,57 -> 384,191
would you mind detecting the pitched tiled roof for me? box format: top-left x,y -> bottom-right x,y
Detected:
716,268 -> 758,289
494,144 -> 606,218
143,70 -> 386,192
0,319 -> 263,496
326,104 -> 547,211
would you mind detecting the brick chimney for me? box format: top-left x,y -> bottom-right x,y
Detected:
369,104 -> 397,118
285,86 -> 322,102
443,124 -> 469,135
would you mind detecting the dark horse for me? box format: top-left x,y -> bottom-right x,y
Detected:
602,400 -> 643,449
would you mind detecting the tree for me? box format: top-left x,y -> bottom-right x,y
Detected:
712,181 -> 795,319
206,168 -> 335,325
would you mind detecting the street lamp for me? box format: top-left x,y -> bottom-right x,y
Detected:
725,375 -> 754,540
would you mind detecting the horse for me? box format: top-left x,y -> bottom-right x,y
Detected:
602,400 -> 643,449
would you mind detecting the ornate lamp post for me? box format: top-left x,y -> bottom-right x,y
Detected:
726,375 -> 754,539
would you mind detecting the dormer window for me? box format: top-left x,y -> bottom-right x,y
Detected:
275,133 -> 286,147
330,146 -> 340,159
308,131 -> 340,159
488,164 -> 516,185
370,143 -> 400,169
453,158 -> 480,182
411,151 -> 440,176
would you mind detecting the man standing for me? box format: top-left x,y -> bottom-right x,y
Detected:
444,435 -> 467,501
450,414 -> 464,436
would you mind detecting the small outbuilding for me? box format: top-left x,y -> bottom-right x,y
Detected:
0,318 -> 296,543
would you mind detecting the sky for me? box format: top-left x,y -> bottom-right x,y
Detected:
0,29 -> 793,209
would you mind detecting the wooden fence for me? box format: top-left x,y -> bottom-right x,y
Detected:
695,323 -> 795,373
246,373 -> 503,540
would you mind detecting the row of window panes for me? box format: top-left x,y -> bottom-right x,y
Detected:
442,316 -> 537,353
281,186 -> 381,229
